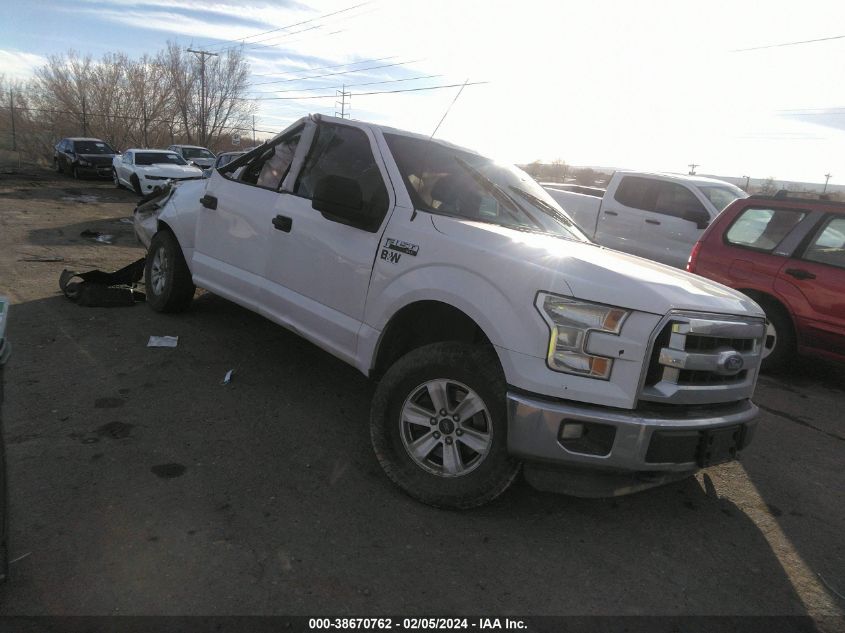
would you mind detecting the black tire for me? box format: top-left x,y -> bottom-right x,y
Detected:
144,230 -> 195,313
54,158 -> 62,173
112,169 -> 121,189
130,174 -> 142,195
72,165 -> 79,179
370,342 -> 520,509
757,296 -> 795,372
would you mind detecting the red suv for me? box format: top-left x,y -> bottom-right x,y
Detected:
687,194 -> 845,370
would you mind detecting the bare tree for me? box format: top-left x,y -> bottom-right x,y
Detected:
163,42 -> 255,148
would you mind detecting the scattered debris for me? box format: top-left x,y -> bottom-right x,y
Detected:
9,552 -> 32,565
79,229 -> 115,244
19,256 -> 65,262
148,335 -> 178,348
222,369 -> 234,384
119,218 -> 134,224
59,258 -> 146,307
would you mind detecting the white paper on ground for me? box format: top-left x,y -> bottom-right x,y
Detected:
222,369 -> 233,384
147,335 -> 179,348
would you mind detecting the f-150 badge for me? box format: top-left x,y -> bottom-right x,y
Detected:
381,237 -> 419,264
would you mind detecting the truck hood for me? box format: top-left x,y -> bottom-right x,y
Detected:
430,216 -> 764,318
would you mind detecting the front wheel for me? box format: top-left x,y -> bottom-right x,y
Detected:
144,230 -> 195,313
113,169 -> 121,188
370,342 -> 520,509
72,165 -> 79,179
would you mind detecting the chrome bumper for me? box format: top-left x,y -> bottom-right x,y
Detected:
507,391 -> 758,472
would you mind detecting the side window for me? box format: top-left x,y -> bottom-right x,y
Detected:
235,130 -> 301,189
613,176 -> 656,211
295,124 -> 389,228
123,152 -> 132,164
725,207 -> 806,252
652,181 -> 707,219
802,217 -> 845,269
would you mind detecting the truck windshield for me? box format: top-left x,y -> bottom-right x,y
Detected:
384,133 -> 587,241
697,184 -> 747,211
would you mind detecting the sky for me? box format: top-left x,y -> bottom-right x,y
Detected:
1,0 -> 844,184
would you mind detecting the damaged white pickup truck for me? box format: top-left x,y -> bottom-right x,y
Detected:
134,114 -> 767,508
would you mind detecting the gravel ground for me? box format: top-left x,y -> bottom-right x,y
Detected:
0,163 -> 843,629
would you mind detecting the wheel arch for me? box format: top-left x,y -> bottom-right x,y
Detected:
371,300 -> 496,380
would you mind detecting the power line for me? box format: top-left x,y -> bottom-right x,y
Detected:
240,80 -> 489,101
249,59 -> 423,87
197,1 -> 372,51
732,34 -> 845,52
250,55 -> 397,79
227,6 -> 378,54
250,73 -> 442,95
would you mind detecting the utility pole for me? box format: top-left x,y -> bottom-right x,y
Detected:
743,175 -> 751,191
82,94 -> 88,136
688,163 -> 699,175
335,84 -> 351,118
142,101 -> 149,148
187,48 -> 219,146
252,115 -> 256,147
823,172 -> 832,193
8,88 -> 16,151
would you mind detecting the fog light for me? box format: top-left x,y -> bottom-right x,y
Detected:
560,423 -> 584,439
558,420 -> 617,456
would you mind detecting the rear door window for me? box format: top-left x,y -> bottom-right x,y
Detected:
725,207 -> 806,252
802,216 -> 845,269
232,128 -> 301,190
652,181 -> 708,219
613,176 -> 656,211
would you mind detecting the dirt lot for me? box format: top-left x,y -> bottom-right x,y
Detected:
0,163 -> 843,627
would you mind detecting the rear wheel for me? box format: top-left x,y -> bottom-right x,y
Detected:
370,342 -> 519,509
144,230 -> 195,313
757,297 -> 795,371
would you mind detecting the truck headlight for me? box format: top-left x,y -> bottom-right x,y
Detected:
535,293 -> 628,379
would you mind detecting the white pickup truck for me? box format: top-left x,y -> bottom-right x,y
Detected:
134,115 -> 766,508
543,172 -> 747,268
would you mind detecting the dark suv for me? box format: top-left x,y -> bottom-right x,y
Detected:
688,194 -> 845,370
54,137 -> 118,179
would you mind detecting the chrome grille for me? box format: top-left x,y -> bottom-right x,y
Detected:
640,313 -> 766,406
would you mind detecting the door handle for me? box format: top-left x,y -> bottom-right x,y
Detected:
272,214 -> 292,232
785,268 -> 816,280
645,219 -> 661,225
604,210 -> 618,216
200,194 -> 218,210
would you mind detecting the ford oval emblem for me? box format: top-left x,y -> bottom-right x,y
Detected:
724,354 -> 744,372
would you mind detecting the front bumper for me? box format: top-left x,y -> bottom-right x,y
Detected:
76,164 -> 113,178
507,391 -> 758,472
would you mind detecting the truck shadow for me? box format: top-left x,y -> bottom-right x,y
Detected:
0,292 -> 838,626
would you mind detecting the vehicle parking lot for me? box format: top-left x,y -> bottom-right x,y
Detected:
0,163 -> 843,625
